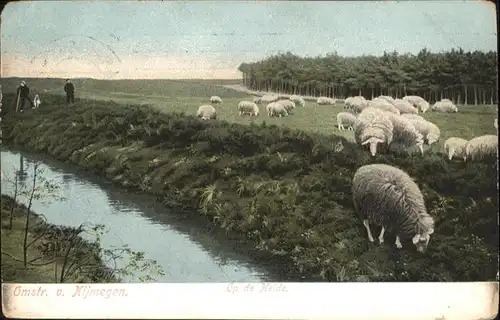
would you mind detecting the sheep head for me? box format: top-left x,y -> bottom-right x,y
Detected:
412,227 -> 434,253
361,137 -> 384,156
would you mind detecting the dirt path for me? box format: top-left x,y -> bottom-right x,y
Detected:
219,84 -> 345,103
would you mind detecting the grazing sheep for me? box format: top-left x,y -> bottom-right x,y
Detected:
444,137 -> 469,161
352,163 -> 435,252
369,98 -> 401,115
317,96 -> 336,105
267,102 -> 288,118
377,95 -> 396,105
384,112 -> 425,155
404,117 -> 441,146
432,100 -> 458,113
345,96 -> 369,114
253,96 -> 262,104
289,95 -> 305,107
33,94 -> 41,109
260,94 -> 279,104
238,101 -> 259,116
494,118 -> 498,129
276,99 -> 296,114
393,99 -> 419,114
354,107 -> 394,156
465,135 -> 498,161
209,96 -> 222,104
336,112 -> 357,131
403,95 -> 431,113
196,104 -> 217,120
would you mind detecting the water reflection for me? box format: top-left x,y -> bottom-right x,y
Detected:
1,147 -> 283,282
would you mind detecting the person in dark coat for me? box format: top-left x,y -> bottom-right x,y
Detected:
16,81 -> 34,112
64,79 -> 75,104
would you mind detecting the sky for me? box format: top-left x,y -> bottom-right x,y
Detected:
0,1 -> 497,80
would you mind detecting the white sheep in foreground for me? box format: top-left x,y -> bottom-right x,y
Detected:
404,117 -> 441,146
267,102 -> 288,117
465,135 -> 498,161
260,94 -> 279,104
196,105 -> 217,120
238,101 -> 259,116
209,96 -> 222,104
33,94 -> 41,109
369,98 -> 401,115
352,163 -> 435,252
377,95 -> 396,105
289,95 -> 305,107
432,100 -> 458,113
444,137 -> 469,161
403,95 -> 431,113
277,99 -> 296,114
384,112 -> 425,155
336,112 -> 357,131
393,98 -> 419,114
354,107 -> 394,156
344,96 -> 369,114
317,96 -> 336,105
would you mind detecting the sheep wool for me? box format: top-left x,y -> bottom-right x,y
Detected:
432,100 -> 458,113
277,99 -> 296,113
369,98 -> 401,115
465,135 -> 498,161
404,117 -> 441,146
403,95 -> 431,113
210,96 -> 222,104
354,107 -> 394,156
444,137 -> 469,161
401,114 -> 425,121
352,163 -> 435,252
345,96 -> 369,113
336,112 -> 357,131
393,99 -> 419,114
317,96 -> 336,105
384,112 -> 425,155
238,101 -> 259,116
289,95 -> 305,107
261,94 -> 279,104
377,95 -> 396,105
197,104 -> 217,120
267,102 -> 288,117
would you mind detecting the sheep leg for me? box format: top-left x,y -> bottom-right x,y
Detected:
362,220 -> 375,243
378,226 -> 385,245
395,235 -> 403,249
447,148 -> 454,160
338,124 -> 343,131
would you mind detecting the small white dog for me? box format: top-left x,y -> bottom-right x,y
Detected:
33,94 -> 41,109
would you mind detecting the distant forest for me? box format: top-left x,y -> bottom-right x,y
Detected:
238,48 -> 498,104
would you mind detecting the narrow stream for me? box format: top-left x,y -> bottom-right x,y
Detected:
1,147 -> 282,282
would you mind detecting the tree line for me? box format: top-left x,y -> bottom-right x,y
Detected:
238,48 -> 498,105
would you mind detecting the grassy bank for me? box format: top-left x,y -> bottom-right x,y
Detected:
2,93 -> 498,281
1,194 -> 117,283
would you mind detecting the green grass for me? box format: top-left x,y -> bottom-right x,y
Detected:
2,89 -> 497,282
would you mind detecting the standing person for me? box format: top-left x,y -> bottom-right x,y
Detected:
16,81 -> 34,112
64,79 -> 75,104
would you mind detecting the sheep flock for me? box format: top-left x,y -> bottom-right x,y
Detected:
198,93 -> 497,163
